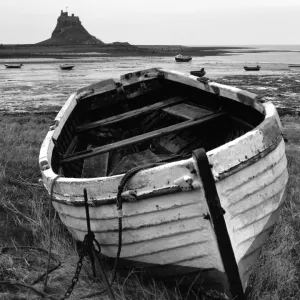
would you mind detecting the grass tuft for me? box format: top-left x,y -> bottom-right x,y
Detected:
247,144 -> 300,300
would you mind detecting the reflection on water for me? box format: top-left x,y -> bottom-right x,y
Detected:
0,53 -> 299,113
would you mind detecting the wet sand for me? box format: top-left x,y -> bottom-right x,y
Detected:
0,55 -> 300,115
216,72 -> 300,115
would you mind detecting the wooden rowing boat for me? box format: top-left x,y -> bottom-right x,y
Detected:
175,54 -> 192,62
5,64 -> 23,68
244,65 -> 261,71
39,68 -> 288,298
59,64 -> 75,70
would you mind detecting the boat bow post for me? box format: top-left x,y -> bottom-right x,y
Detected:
193,148 -> 246,300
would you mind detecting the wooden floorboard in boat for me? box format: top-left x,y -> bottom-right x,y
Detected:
81,145 -> 109,178
163,103 -> 212,120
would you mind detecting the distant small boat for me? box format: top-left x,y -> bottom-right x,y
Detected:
5,64 -> 23,69
60,64 -> 75,70
190,68 -> 206,77
175,54 -> 192,62
288,64 -> 300,68
244,65 -> 261,71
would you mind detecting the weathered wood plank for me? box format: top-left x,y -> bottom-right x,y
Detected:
76,96 -> 185,133
81,145 -> 109,178
230,116 -> 254,130
58,136 -> 79,175
163,103 -> 212,120
61,111 -> 227,164
120,68 -> 162,86
64,136 -> 79,156
110,149 -> 163,175
124,79 -> 163,99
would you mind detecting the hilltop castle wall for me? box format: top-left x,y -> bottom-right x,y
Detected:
57,10 -> 81,26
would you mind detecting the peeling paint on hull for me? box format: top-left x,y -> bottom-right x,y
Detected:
39,68 -> 288,297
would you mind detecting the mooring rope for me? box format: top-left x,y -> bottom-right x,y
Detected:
44,175 -> 61,291
111,163 -> 163,284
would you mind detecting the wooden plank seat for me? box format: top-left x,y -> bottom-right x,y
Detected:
76,96 -> 186,133
60,111 -> 227,164
163,103 -> 212,120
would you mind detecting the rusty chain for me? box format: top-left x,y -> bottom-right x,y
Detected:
62,255 -> 84,299
61,188 -> 114,300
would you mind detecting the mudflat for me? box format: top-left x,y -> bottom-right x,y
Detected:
0,44 -> 262,59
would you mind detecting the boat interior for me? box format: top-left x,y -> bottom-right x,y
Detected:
51,75 -> 265,178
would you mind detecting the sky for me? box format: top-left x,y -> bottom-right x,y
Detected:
0,0 -> 300,45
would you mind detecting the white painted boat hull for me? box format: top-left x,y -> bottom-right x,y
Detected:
39,69 -> 288,297
52,138 -> 287,288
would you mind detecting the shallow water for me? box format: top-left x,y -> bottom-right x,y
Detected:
1,50 -> 300,113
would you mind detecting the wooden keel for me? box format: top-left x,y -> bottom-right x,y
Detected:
61,111 -> 227,164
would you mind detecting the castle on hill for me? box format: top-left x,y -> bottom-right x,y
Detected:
37,10 -> 104,45
57,10 -> 80,25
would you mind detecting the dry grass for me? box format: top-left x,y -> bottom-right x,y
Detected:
247,143 -> 300,300
0,115 -> 217,300
0,114 -> 299,299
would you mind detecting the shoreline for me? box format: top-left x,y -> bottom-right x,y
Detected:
0,44 -> 296,60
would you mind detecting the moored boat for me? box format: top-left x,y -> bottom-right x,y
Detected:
60,64 -> 75,70
244,65 -> 261,71
39,68 -> 288,298
5,64 -> 23,68
288,64 -> 300,68
190,68 -> 206,77
175,54 -> 192,62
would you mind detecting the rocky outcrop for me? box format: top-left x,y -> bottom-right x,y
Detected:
37,10 -> 105,45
